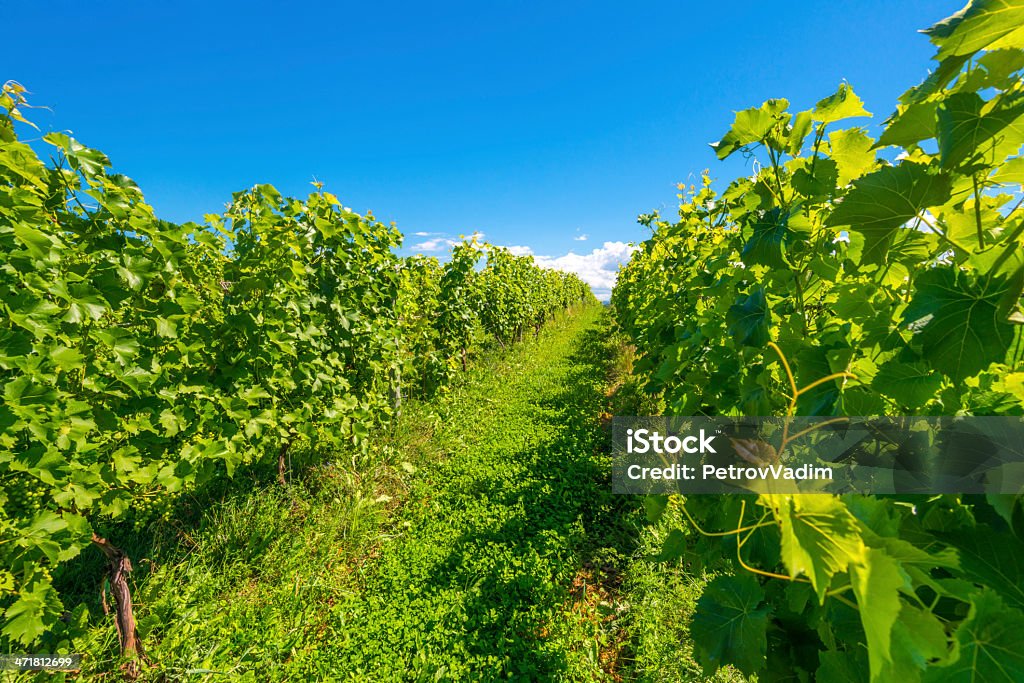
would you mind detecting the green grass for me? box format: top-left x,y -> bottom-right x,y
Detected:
319,306 -> 634,680
618,505 -> 749,683
49,307 -> 632,681
605,345 -> 748,683
35,308 -> 746,682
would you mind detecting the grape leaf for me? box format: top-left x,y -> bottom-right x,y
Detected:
990,155 -> 1024,185
818,648 -> 869,682
93,329 -> 141,365
877,100 -> 940,149
741,209 -> 792,269
726,286 -> 771,347
923,0 -> 1024,62
829,128 -> 877,185
937,91 -> 1024,170
644,494 -> 669,523
903,267 -> 1016,381
813,84 -> 872,124
936,524 -> 1024,610
764,494 -> 866,602
871,359 -> 943,409
788,110 -> 813,156
654,529 -> 688,561
711,99 -> 791,160
825,162 -> 951,262
0,580 -> 62,646
873,604 -> 951,681
691,573 -> 769,676
851,548 -> 908,681
922,590 -> 1024,682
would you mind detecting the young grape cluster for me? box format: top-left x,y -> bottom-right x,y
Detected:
3,478 -> 53,518
129,493 -> 176,531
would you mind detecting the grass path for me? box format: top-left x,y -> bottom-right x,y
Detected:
63,306 -> 743,682
322,305 -> 634,680
67,306 -> 640,681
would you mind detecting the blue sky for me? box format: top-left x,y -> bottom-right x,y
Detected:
9,0 -> 959,297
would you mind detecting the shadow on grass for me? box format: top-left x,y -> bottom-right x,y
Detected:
51,407 -> 430,645
333,318 -> 644,680
52,452 -> 302,621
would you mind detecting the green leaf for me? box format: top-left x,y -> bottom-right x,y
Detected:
710,99 -> 791,160
936,91 -> 1024,170
4,377 -> 56,407
644,494 -> 669,523
25,510 -> 69,537
791,157 -> 839,199
239,385 -> 272,403
795,345 -> 841,415
922,590 -> 1024,682
877,100 -> 940,149
817,649 -> 869,682
158,408 -> 183,437
64,284 -> 109,323
923,0 -> 1024,62
986,493 -> 1020,527
828,128 -> 877,185
691,574 -> 769,676
902,55 -> 972,106
1,579 -> 62,646
94,329 -> 141,364
936,524 -> 1024,610
838,386 -> 887,415
49,345 -> 85,372
0,329 -> 33,369
976,48 -> 1024,87
154,317 -> 178,339
845,604 -> 949,682
726,286 -> 771,347
990,155 -> 1024,185
764,494 -> 866,602
825,162 -> 952,262
789,110 -> 813,156
871,360 -> 943,408
813,84 -> 872,124
850,548 -> 908,681
903,267 -> 1017,381
741,209 -> 792,268
43,132 -> 111,178
12,224 -> 57,260
886,604 -> 950,679
654,529 -> 688,561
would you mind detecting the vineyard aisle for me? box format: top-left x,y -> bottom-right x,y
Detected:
325,305 -> 633,680
38,289 -> 749,682
67,306 -> 648,680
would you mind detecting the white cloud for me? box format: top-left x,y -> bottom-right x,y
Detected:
573,234 -> 589,241
411,234 -> 637,300
410,231 -> 485,254
413,237 -> 459,252
526,241 -> 638,301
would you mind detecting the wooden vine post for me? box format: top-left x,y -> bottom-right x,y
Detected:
91,533 -> 146,678
277,440 -> 292,486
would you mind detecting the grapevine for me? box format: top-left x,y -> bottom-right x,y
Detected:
612,2 -> 1024,680
0,79 -> 595,664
